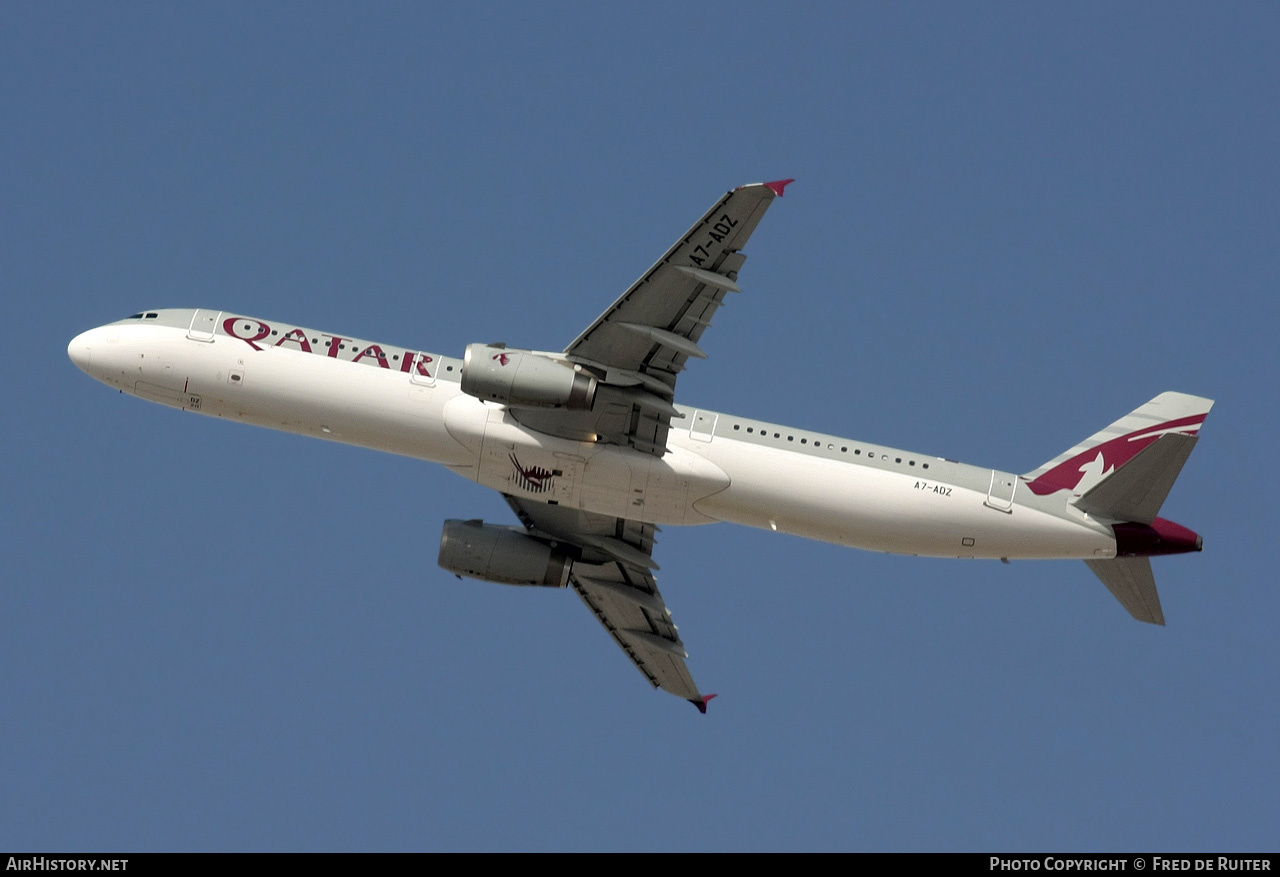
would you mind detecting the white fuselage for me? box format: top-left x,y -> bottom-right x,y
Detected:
69,312 -> 1117,561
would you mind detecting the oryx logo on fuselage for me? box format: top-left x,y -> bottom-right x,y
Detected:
510,453 -> 554,494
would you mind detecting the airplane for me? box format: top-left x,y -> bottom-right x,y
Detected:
67,180 -> 1213,712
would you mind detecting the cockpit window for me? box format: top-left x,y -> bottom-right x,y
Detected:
127,313 -> 144,319
145,313 -> 158,318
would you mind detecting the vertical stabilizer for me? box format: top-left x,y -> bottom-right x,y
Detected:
1024,392 -> 1213,499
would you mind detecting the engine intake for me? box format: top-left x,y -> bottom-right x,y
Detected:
461,344 -> 597,410
438,519 -> 572,588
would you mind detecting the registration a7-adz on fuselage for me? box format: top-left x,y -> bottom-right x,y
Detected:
68,180 -> 1212,712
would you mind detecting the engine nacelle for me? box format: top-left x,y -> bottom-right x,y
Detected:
438,519 -> 572,588
461,344 -> 597,410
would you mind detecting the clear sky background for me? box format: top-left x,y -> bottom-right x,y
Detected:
3,3 -> 1276,852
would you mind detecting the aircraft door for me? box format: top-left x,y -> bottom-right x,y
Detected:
187,309 -> 220,342
984,470 -> 1017,513
690,410 -> 717,443
407,351 -> 438,386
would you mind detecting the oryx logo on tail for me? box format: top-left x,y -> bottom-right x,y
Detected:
1024,393 -> 1212,497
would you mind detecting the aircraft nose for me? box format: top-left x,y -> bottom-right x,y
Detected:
68,330 -> 94,373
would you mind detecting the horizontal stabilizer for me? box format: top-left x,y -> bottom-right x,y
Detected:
1073,433 -> 1198,524
1084,558 -> 1165,625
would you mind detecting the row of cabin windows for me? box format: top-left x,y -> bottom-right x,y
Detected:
730,422 -> 929,469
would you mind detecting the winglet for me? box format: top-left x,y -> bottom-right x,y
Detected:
764,179 -> 795,197
689,693 -> 719,714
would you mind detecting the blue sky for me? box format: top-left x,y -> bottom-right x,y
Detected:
3,3 -> 1277,851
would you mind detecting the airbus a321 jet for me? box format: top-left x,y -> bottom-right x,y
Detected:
68,180 -> 1213,712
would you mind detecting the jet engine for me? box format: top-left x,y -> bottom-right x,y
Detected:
438,519 -> 572,588
461,344 -> 597,410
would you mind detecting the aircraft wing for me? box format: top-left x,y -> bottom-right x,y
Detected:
510,180 -> 791,456
504,494 -> 714,711
565,179 -> 792,371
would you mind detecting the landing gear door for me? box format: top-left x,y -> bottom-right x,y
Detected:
481,412 -> 583,506
187,309 -> 220,342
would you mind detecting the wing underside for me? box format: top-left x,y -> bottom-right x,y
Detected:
504,495 -> 707,706
565,180 -> 789,371
510,180 -> 790,457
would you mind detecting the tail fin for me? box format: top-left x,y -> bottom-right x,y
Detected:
1024,391 -> 1214,507
1027,393 -> 1214,626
